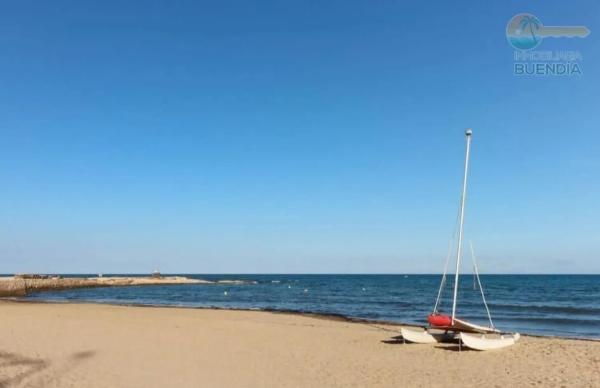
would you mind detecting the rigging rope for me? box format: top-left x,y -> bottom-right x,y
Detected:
433,240 -> 453,313
433,188 -> 464,314
469,241 -> 495,329
433,177 -> 473,315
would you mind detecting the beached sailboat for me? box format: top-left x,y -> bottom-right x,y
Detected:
401,129 -> 520,350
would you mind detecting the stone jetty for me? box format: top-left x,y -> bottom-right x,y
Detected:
0,275 -> 248,297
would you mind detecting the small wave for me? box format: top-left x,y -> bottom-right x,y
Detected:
490,303 -> 600,315
495,316 -> 600,325
216,280 -> 258,285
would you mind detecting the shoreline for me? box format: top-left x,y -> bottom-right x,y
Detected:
4,298 -> 599,342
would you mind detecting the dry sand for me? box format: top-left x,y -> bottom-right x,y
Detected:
0,301 -> 598,388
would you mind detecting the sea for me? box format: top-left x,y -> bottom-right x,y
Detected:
22,274 -> 600,339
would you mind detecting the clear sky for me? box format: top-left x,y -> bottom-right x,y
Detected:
1,1 -> 598,274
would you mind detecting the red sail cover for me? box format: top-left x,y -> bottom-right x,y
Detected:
428,314 -> 452,327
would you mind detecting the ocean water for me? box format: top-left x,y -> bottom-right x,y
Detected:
23,274 -> 600,339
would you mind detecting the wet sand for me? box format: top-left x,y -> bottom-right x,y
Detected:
0,301 -> 598,387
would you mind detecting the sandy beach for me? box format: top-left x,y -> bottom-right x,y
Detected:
0,301 -> 598,387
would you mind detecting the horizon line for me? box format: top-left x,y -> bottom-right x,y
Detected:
4,272 -> 599,276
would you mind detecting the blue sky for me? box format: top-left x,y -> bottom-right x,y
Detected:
0,1 -> 598,273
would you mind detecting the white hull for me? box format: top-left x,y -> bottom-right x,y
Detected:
459,332 -> 520,351
400,327 -> 456,344
400,327 -> 438,344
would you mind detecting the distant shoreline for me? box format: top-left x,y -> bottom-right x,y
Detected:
0,275 -> 254,297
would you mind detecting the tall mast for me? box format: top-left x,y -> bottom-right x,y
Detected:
451,128 -> 472,324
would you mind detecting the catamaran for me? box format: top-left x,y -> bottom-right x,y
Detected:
401,129 -> 520,350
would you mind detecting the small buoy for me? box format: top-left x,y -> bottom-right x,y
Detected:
224,291 -> 228,295
288,285 -> 291,289
362,287 -> 366,291
304,288 -> 308,293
